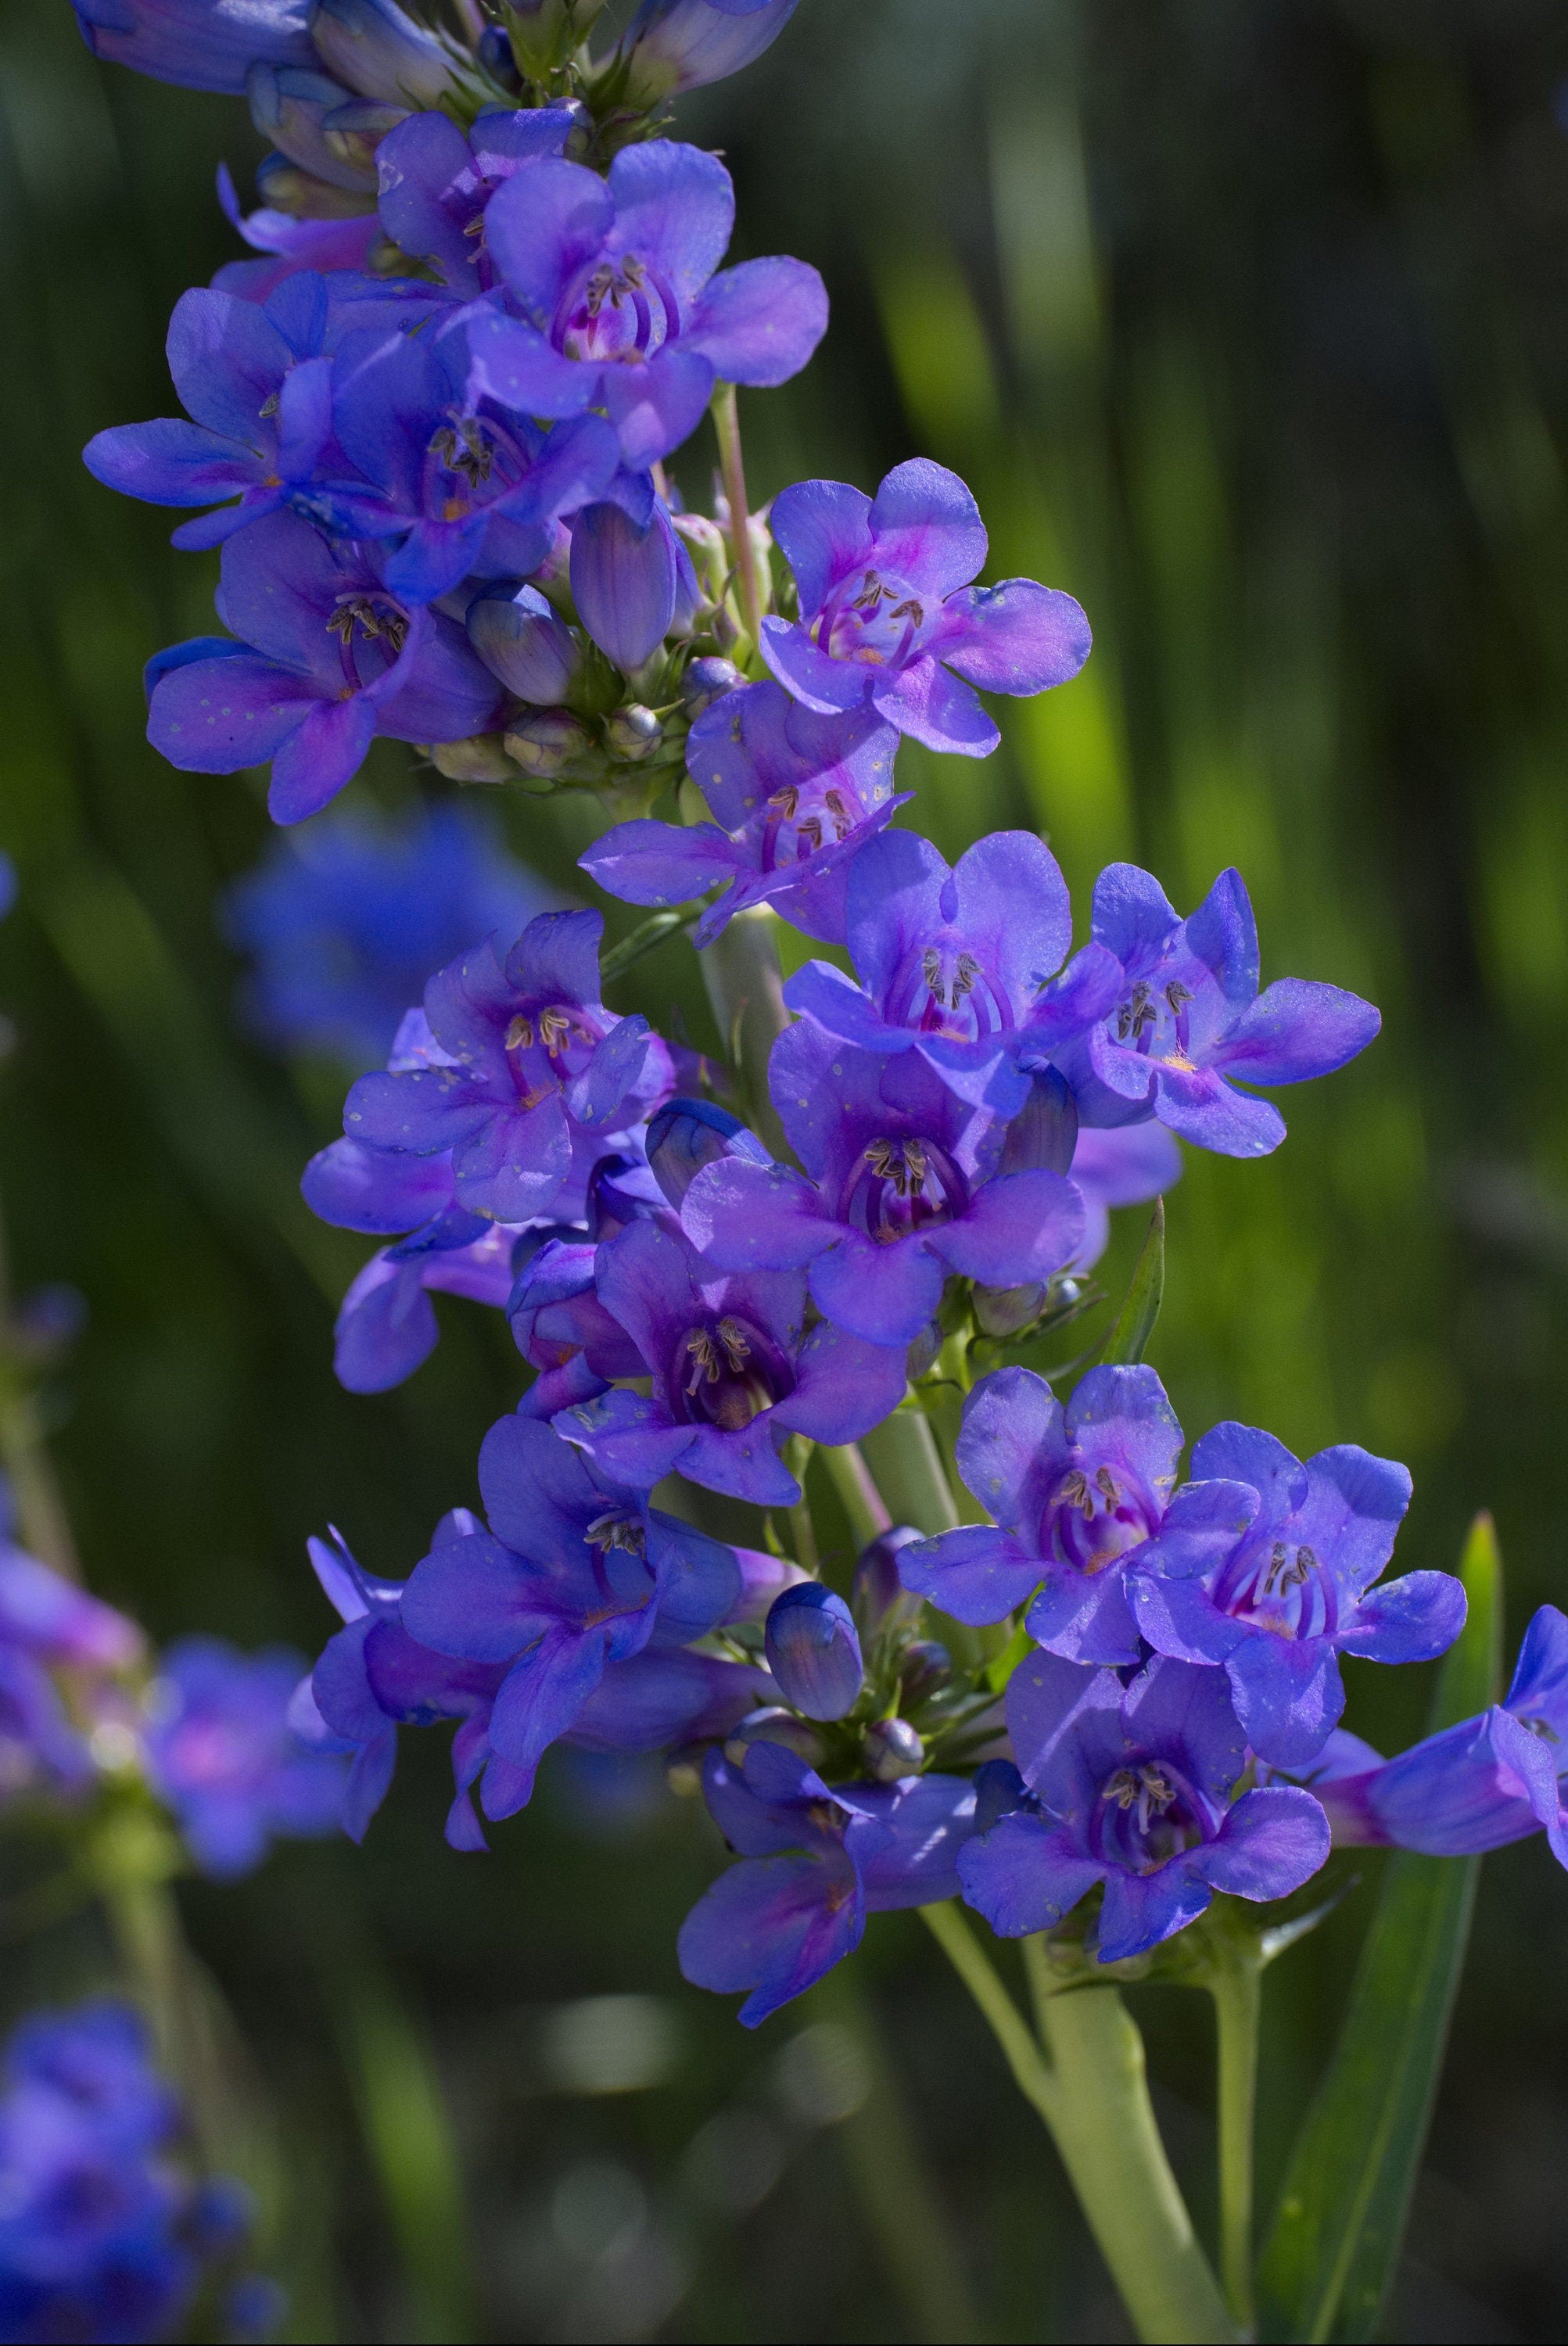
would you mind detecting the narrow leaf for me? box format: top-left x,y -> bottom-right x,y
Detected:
1256,1513 -> 1502,2344
600,907 -> 694,984
1098,1197 -> 1164,1367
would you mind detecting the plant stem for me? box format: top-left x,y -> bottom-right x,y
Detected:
784,1436 -> 820,1573
1209,1941 -> 1262,2333
921,1903 -> 1240,2345
820,1443 -> 892,1549
709,379 -> 765,656
698,902 -> 791,1161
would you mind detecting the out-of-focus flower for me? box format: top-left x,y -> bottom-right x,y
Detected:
143,1635 -> 348,1878
0,1999 -> 254,2344
225,799 -> 554,1068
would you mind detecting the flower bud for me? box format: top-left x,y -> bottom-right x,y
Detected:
850,1526 -> 924,1637
320,96 -> 405,178
246,63 -> 377,192
863,1716 -> 924,1783
310,0 -> 457,108
503,709 -> 592,780
605,705 -> 662,762
681,655 -> 744,719
468,583 -> 582,704
899,1640 -> 953,1709
619,0 -> 799,104
723,1706 -> 824,1768
503,0 -> 610,79
425,733 -> 518,784
478,21 -> 520,82
972,1281 -> 1047,1339
905,1320 -> 941,1381
764,1584 -> 863,1722
644,1097 -> 770,1210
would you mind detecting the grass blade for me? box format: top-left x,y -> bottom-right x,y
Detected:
1256,1512 -> 1503,2343
1099,1197 -> 1165,1366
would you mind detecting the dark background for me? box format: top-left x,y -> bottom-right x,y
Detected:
4,1 -> 1568,2337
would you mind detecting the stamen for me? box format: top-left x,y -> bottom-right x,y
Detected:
716,1317 -> 752,1374
585,1510 -> 645,1556
538,1008 -> 573,1053
504,1014 -> 534,1051
1095,1466 -> 1120,1505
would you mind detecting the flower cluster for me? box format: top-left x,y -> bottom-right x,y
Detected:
77,0 -> 1565,2063
0,2000 -> 259,2344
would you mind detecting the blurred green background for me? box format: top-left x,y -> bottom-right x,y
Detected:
5,0 -> 1568,2337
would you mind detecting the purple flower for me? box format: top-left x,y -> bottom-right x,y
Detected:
958,1653 -> 1331,1961
71,0 -> 315,94
508,1236 -> 648,1416
83,279 -> 336,551
332,1215 -> 521,1394
677,1741 -> 978,2024
213,163 -> 382,300
681,1024 -> 1085,1350
371,104 -> 578,299
146,511 -> 502,822
1308,1605 -> 1568,1866
619,0 -> 799,99
1132,1425 -> 1461,1768
900,1365 -> 1227,1666
783,827 -> 1123,1110
759,460 -> 1090,757
582,680 -> 905,948
398,1412 -> 745,1813
143,1635 -> 348,1878
303,1518 -> 512,1850
325,319 -> 619,603
226,799 -> 554,1067
1054,864 -> 1381,1159
0,2000 -> 240,2346
556,1218 -> 907,1507
343,910 -> 670,1223
467,140 -> 827,470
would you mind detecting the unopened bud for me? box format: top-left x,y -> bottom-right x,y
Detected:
310,0 -> 457,109
723,1706 -> 824,1768
973,1281 -> 1047,1339
850,1526 -> 924,1637
681,655 -> 744,719
605,705 -> 662,762
645,1096 -> 769,1210
899,1640 -> 953,1708
765,1585 -> 863,1722
862,1716 -> 924,1783
246,64 -> 378,194
478,21 -> 520,81
425,733 -> 518,784
905,1320 -> 941,1381
468,582 -> 582,703
504,708 -> 591,779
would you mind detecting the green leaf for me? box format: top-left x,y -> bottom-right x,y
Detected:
983,1620 -> 1034,1694
1098,1197 -> 1165,1367
599,907 -> 694,984
1255,1512 -> 1503,2344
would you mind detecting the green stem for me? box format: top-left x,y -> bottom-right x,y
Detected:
785,1436 -> 820,1573
922,1904 -> 1240,2345
1210,1943 -> 1261,2333
698,903 -> 791,1161
709,379 -> 765,656
820,1443 -> 892,1549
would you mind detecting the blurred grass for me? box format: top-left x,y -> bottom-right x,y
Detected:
5,0 -> 1568,2337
